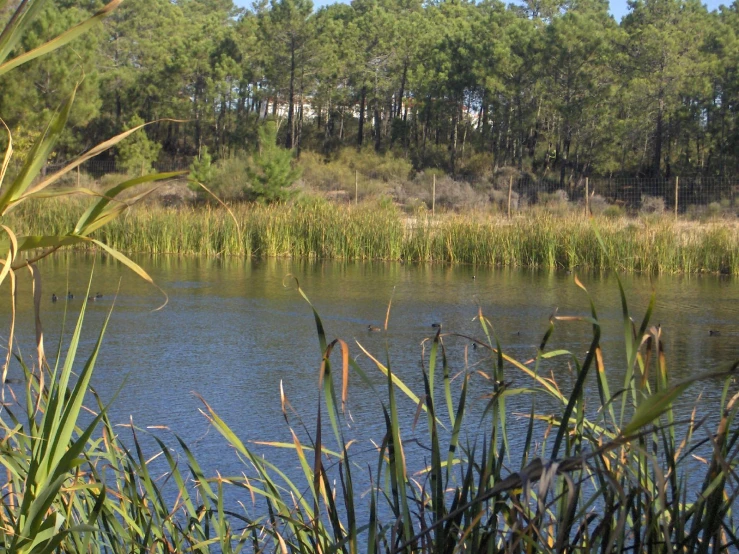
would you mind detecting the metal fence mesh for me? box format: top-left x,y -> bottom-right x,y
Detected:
34,159 -> 739,217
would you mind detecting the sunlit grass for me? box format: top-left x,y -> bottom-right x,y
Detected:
9,197 -> 739,274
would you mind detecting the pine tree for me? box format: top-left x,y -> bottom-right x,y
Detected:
247,121 -> 302,202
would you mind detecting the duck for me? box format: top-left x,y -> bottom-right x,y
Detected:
471,342 -> 477,350
431,323 -> 442,329
51,293 -> 58,303
368,325 -> 381,332
67,292 -> 74,300
95,293 -> 103,299
88,292 -> 103,301
709,330 -> 721,337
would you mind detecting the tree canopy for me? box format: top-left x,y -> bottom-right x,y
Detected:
4,0 -> 739,180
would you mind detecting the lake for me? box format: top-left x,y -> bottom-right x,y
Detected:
3,254 -> 738,481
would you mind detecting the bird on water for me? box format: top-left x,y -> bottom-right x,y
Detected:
368,325 -> 381,332
51,293 -> 58,302
709,330 -> 721,337
67,292 -> 74,299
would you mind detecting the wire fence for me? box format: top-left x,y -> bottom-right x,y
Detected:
492,174 -> 738,217
35,159 -> 739,217
40,159 -> 190,177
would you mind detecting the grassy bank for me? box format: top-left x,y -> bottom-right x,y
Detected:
10,196 -> 739,273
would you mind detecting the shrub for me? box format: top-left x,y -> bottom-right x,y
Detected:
336,147 -> 413,182
640,194 -> 665,214
588,193 -> 608,214
707,201 -> 723,218
602,204 -> 625,219
490,188 -> 519,212
299,150 -> 353,191
209,154 -> 251,200
538,189 -> 569,207
458,151 -> 493,183
433,176 -> 487,211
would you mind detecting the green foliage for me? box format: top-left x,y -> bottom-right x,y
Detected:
188,145 -> 215,188
246,121 -> 302,203
116,116 -> 162,175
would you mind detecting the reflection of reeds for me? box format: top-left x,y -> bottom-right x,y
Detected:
8,197 -> 739,274
3,271 -> 738,552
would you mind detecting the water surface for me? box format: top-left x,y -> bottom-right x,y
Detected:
3,255 -> 737,479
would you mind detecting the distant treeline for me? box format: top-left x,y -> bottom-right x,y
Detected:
2,0 -> 739,183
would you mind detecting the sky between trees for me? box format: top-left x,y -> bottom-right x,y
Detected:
234,0 -> 727,21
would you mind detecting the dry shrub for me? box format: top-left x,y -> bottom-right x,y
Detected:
195,154 -> 251,201
640,194 -> 665,214
588,194 -> 608,214
459,152 -> 493,183
490,188 -> 519,212
433,176 -> 488,211
539,189 -> 569,207
336,147 -> 413,182
299,151 -> 353,191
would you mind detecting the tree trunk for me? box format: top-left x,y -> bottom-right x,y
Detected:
450,103 -> 459,175
358,86 -> 366,147
285,38 -> 296,149
396,61 -> 407,119
653,89 -> 664,177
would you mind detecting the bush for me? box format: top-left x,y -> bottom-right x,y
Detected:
458,151 -> 493,183
209,155 -> 251,200
490,188 -> 518,212
336,147 -> 413,182
640,194 -> 665,214
706,201 -> 723,218
588,193 -> 609,215
299,150 -> 353,191
538,189 -> 569,207
602,204 -> 625,219
433,176 -> 487,211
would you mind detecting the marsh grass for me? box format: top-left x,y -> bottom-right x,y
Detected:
8,198 -> 739,274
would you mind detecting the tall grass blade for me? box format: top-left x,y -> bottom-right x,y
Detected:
0,0 -> 122,76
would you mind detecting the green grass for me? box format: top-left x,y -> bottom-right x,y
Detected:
7,197 -> 739,274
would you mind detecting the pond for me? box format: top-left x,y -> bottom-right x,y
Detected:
3,254 -> 738,480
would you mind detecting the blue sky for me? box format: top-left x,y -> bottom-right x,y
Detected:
233,0 -> 730,20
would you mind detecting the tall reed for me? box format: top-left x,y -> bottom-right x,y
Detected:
9,197 -> 739,274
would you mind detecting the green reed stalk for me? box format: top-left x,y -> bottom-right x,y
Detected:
7,199 -> 738,274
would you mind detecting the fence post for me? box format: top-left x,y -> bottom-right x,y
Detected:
585,177 -> 589,216
355,170 -> 358,205
507,175 -> 513,219
432,174 -> 436,216
674,176 -> 679,219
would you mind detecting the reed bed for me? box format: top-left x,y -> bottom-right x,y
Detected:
2,268 -> 738,552
9,197 -> 739,273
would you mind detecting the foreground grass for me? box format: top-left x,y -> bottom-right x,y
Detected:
1,272 -> 738,552
11,196 -> 739,273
